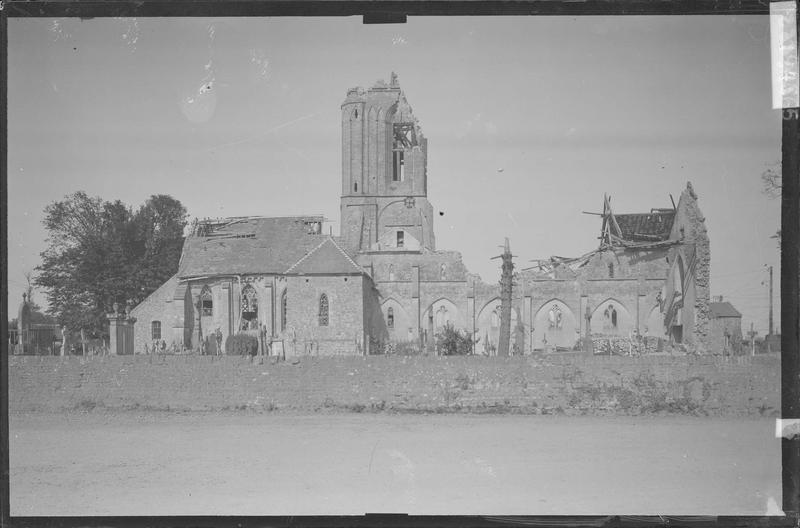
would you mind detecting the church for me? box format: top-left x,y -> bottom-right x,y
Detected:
131,74 -> 711,356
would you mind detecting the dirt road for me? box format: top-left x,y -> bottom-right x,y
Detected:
10,412 -> 781,516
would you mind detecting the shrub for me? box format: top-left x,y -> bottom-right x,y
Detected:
387,339 -> 421,356
225,333 -> 259,356
436,323 -> 473,356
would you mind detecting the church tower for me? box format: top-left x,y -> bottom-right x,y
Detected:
340,73 -> 436,253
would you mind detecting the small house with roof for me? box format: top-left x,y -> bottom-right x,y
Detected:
709,298 -> 743,355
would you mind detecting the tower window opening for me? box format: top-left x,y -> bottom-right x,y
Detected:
392,123 -> 415,182
396,231 -> 404,248
608,262 -> 615,278
387,307 -> 395,329
393,151 -> 405,182
354,182 -> 358,192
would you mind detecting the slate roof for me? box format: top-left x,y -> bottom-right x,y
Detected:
285,237 -> 363,275
614,211 -> 676,242
710,301 -> 742,318
177,216 -> 362,278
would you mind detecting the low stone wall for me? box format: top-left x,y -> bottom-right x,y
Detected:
8,353 -> 780,416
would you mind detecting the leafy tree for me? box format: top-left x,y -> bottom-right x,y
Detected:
436,323 -> 473,356
35,191 -> 187,337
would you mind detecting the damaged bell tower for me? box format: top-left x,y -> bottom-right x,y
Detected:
340,73 -> 436,254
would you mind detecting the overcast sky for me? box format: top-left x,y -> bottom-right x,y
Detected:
7,15 -> 782,335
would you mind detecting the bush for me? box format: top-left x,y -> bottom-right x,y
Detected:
225,333 -> 259,356
384,339 -> 421,356
436,323 -> 473,356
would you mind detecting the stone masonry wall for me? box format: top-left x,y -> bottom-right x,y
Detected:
284,275 -> 365,356
129,275 -> 181,355
9,353 -> 779,417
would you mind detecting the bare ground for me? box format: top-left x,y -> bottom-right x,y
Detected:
9,412 -> 781,516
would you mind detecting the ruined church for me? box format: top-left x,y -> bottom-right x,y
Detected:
131,74 -> 711,355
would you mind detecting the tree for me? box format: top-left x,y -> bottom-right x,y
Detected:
35,191 -> 187,337
435,323 -> 473,356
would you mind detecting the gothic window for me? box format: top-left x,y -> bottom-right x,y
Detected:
548,305 -> 562,329
387,307 -> 395,329
200,286 -> 213,316
396,231 -> 404,248
603,304 -> 618,330
440,263 -> 447,280
392,123 -> 414,182
388,264 -> 395,281
608,262 -> 615,278
151,321 -> 161,340
319,294 -> 329,326
281,290 -> 288,330
436,306 -> 448,328
241,285 -> 258,330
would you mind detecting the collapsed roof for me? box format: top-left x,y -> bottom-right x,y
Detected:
524,193 -> 679,278
178,216 -> 363,278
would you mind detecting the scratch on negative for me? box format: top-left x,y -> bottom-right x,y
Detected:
212,113 -> 318,150
368,439 -> 379,474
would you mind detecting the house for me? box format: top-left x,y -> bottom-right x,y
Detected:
709,299 -> 743,355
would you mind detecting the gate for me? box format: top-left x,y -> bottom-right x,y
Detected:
8,326 -> 62,355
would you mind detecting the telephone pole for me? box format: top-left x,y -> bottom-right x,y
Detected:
768,265 -> 774,337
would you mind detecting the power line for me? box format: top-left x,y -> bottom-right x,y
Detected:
713,268 -> 773,279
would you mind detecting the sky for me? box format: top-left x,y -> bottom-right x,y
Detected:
7,15 -> 783,335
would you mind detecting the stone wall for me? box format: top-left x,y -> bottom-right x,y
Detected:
668,182 -> 712,350
9,354 -> 780,417
129,275 -> 182,354
283,275 -> 366,356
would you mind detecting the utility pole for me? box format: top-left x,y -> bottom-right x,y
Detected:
768,264 -> 774,337
491,238 -> 515,357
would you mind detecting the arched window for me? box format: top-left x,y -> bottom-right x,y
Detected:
241,284 -> 258,330
151,321 -> 161,340
200,286 -> 213,316
281,290 -> 288,330
440,263 -> 447,280
388,264 -> 395,281
548,304 -> 562,329
436,306 -> 448,328
387,307 -> 395,329
608,262 -> 615,278
610,306 -> 618,328
319,294 -> 329,326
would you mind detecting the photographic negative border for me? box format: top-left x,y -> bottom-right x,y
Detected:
0,1 -> 797,526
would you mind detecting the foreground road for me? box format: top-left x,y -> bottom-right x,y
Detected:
10,412 -> 781,516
